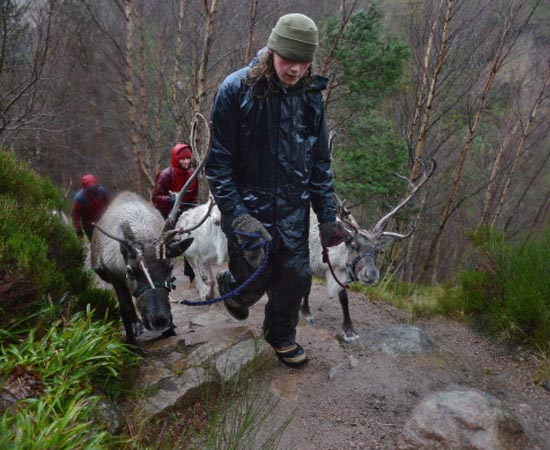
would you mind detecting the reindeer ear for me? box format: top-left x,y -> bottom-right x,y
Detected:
119,221 -> 136,241
118,222 -> 135,256
166,237 -> 194,258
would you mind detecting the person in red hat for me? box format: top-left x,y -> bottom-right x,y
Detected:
152,143 -> 198,219
71,174 -> 111,240
152,143 -> 199,283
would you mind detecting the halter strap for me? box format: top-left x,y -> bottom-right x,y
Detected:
132,279 -> 176,298
346,252 -> 376,282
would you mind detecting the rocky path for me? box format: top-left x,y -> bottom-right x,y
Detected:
129,263 -> 550,450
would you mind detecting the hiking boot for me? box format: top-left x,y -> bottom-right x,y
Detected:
223,298 -> 249,321
216,270 -> 249,321
274,343 -> 307,368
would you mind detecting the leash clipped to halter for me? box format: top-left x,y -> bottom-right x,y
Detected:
180,235 -> 271,306
322,246 -> 350,289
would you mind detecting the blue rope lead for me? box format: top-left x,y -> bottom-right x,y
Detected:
180,239 -> 271,306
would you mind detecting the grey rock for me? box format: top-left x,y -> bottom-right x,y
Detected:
142,367 -> 209,417
364,325 -> 433,356
397,388 -> 527,450
214,338 -> 269,383
93,397 -> 124,435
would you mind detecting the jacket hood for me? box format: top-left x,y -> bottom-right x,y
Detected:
170,143 -> 193,169
81,174 -> 98,188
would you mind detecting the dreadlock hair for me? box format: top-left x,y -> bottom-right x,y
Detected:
246,50 -> 313,96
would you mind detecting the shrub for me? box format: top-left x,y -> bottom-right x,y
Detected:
0,148 -> 115,328
456,226 -> 550,350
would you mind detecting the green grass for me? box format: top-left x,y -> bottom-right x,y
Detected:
0,306 -> 138,449
453,227 -> 550,351
0,148 -> 116,327
355,272 -> 454,318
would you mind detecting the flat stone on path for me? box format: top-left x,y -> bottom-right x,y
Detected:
362,324 -> 434,356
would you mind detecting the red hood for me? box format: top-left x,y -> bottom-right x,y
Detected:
170,144 -> 193,169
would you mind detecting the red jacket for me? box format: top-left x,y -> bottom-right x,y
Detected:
152,144 -> 199,218
72,175 -> 110,236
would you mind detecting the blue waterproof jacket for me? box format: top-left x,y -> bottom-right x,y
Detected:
205,52 -> 336,251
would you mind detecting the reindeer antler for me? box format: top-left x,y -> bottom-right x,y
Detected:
93,222 -> 129,245
371,158 -> 436,239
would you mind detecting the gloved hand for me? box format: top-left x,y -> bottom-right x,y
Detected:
232,214 -> 272,269
319,221 -> 348,247
76,228 -> 84,239
167,194 -> 176,207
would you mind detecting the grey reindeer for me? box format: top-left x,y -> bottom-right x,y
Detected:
90,115 -> 210,348
303,159 -> 435,342
90,191 -> 194,348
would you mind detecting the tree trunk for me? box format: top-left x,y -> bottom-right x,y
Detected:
123,0 -> 153,191
244,0 -> 259,64
418,1 -> 530,281
172,0 -> 186,142
411,0 -> 450,180
478,115 -> 519,228
191,0 -> 218,122
491,61 -> 550,227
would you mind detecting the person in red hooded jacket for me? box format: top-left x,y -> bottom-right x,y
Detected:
72,174 -> 111,240
152,143 -> 199,218
152,143 -> 199,283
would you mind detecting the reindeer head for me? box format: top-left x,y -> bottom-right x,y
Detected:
335,158 -> 436,284
344,226 -> 381,285
97,221 -> 193,333
121,222 -> 192,332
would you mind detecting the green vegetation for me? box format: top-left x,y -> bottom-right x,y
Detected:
0,306 -> 137,450
361,226 -> 550,353
453,227 -> 550,351
319,6 -> 410,211
0,148 -> 130,448
0,148 -> 117,327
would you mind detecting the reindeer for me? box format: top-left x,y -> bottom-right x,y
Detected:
90,191 -> 194,347
175,198 -> 227,300
302,159 -> 436,342
90,114 -> 210,348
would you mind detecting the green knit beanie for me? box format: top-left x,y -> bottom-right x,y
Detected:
267,13 -> 318,62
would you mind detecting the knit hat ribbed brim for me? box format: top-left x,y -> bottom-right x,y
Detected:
267,13 -> 318,62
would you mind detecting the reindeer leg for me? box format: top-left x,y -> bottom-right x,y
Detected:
300,291 -> 315,324
338,289 -> 359,342
113,282 -> 142,349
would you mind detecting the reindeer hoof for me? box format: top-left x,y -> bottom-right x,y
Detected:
161,326 -> 176,338
302,313 -> 315,324
132,320 -> 144,337
342,331 -> 359,343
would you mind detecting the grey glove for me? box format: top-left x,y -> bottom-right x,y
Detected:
232,214 -> 272,269
319,221 -> 348,248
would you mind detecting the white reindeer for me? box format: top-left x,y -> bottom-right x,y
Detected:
175,199 -> 227,300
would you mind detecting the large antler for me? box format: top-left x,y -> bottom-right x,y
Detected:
370,158 -> 436,239
163,113 -> 212,234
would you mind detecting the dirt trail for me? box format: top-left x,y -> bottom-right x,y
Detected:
170,265 -> 550,450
